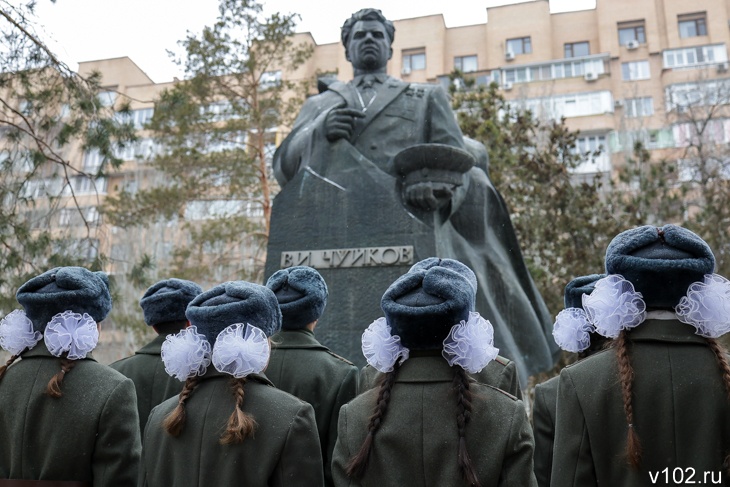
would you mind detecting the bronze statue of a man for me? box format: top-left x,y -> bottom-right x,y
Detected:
267,8 -> 557,384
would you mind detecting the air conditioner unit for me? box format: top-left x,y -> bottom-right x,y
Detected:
626,39 -> 640,50
718,62 -> 729,73
505,50 -> 516,61
401,67 -> 411,75
503,81 -> 513,91
614,99 -> 624,109
584,71 -> 599,81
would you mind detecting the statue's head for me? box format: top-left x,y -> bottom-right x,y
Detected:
341,8 -> 395,72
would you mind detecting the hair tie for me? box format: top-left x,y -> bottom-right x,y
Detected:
552,308 -> 593,353
361,317 -> 409,373
442,312 -> 499,373
161,326 -> 212,381
583,275 -> 646,338
211,324 -> 270,378
676,274 -> 730,338
0,309 -> 42,356
44,311 -> 99,360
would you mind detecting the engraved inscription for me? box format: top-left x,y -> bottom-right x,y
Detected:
281,246 -> 414,269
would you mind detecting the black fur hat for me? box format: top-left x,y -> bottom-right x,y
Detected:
139,278 -> 203,326
605,225 -> 715,309
266,266 -> 328,330
16,266 -> 112,333
564,274 -> 606,309
186,281 -> 281,346
381,259 -> 473,350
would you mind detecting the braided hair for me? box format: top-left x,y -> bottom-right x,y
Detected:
163,376 -> 201,436
219,377 -> 257,445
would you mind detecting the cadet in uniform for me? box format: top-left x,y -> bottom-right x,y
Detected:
0,266 -> 141,486
266,266 -> 358,487
552,225 -> 730,486
140,280 -> 324,487
333,259 -> 536,487
110,277 -> 202,433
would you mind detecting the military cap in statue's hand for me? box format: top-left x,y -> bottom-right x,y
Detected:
392,144 -> 475,212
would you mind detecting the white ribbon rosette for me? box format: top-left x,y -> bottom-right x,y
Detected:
361,317 -> 410,373
583,275 -> 646,339
44,311 -> 99,360
161,326 -> 212,381
552,308 -> 593,353
442,311 -> 499,374
676,274 -> 730,338
0,309 -> 42,356
211,323 -> 270,378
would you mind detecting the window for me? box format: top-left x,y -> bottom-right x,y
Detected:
97,90 -> 117,108
663,44 -> 726,69
621,60 -> 650,80
260,70 -> 282,88
564,42 -> 590,58
58,207 -> 100,227
572,135 -> 610,174
117,108 -> 154,129
454,55 -> 478,73
625,97 -> 654,118
501,55 -> 607,85
618,20 -> 646,45
679,12 -> 707,38
402,49 -> 426,73
506,37 -> 532,55
516,91 -> 613,120
666,79 -> 730,111
82,150 -> 103,173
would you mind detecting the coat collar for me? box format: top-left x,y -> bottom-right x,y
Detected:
395,354 -> 458,383
21,339 -> 97,362
271,329 -> 329,351
628,318 -> 707,345
135,333 -> 167,355
200,367 -> 275,388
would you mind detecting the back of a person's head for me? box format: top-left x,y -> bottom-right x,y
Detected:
266,266 -> 328,330
160,280 -> 281,444
0,266 -> 112,396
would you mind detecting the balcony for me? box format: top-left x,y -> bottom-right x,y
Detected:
499,53 -> 610,86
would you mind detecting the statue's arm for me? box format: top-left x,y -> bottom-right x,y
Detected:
425,85 -> 466,149
273,99 -> 333,186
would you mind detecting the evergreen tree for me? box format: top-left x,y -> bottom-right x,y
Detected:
103,0 -> 312,285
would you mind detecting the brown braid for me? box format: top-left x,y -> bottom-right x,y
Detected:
346,361 -> 401,478
615,330 -> 641,468
163,376 -> 200,436
453,367 -> 481,487
220,377 -> 257,445
705,338 -> 730,471
0,354 -> 21,382
46,357 -> 77,398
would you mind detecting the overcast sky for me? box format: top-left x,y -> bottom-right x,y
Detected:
24,0 -> 596,83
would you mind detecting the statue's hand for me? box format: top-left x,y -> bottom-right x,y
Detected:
325,105 -> 365,142
403,182 -> 454,212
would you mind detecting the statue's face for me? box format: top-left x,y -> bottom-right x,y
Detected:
346,20 -> 392,71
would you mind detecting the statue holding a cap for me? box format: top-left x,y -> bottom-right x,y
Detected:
267,8 -> 557,383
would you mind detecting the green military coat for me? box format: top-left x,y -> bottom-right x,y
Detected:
552,319 -> 730,486
0,341 -> 141,485
357,354 -> 523,399
266,329 -> 359,487
532,375 -> 558,487
140,368 -> 324,487
333,356 -> 537,487
109,333 -> 183,434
